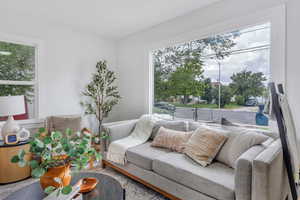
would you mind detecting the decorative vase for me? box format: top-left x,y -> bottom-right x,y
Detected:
256,104 -> 269,126
40,164 -> 71,190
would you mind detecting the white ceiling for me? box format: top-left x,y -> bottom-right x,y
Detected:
0,0 -> 221,39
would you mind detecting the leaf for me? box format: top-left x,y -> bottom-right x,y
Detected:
65,128 -> 72,136
51,131 -> 62,140
77,147 -> 85,154
42,151 -> 51,160
34,132 -> 41,138
32,167 -> 46,178
18,149 -> 25,159
29,160 -> 39,169
95,152 -> 102,161
18,159 -> 26,167
44,186 -> 56,194
43,136 -> 52,144
11,155 -> 20,163
61,185 -> 72,195
55,148 -> 63,154
35,138 -> 44,148
39,127 -> 46,133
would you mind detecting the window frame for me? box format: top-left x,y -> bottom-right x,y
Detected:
0,33 -> 41,121
148,5 -> 286,115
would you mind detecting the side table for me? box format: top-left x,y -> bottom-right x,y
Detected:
0,140 -> 31,184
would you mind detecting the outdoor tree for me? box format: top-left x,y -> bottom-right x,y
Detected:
153,31 -> 239,104
202,78 -> 214,103
81,60 -> 121,144
168,56 -> 205,104
153,53 -> 172,102
212,85 -> 232,108
0,41 -> 35,101
230,70 -> 267,105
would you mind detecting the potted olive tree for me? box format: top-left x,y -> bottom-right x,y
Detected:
81,60 -> 121,152
11,128 -> 100,196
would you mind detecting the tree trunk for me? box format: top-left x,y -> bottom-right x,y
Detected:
98,120 -> 105,168
183,95 -> 189,104
99,120 -> 104,150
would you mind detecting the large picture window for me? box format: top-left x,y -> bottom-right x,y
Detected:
0,40 -> 37,121
152,23 -> 271,125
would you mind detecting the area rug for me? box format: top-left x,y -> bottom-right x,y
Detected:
0,167 -> 169,200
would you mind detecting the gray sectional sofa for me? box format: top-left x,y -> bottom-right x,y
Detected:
102,119 -> 289,200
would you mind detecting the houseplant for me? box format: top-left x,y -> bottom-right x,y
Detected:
11,127 -> 101,196
81,60 -> 121,151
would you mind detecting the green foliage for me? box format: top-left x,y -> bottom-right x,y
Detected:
11,155 -> 20,163
235,95 -> 245,105
61,185 -> 72,195
11,128 -> 101,196
230,70 -> 267,104
153,32 -> 239,102
81,60 -> 121,136
212,85 -> 233,108
31,167 -> 46,178
168,54 -> 205,104
202,78 -> 214,103
0,41 -> 35,101
44,186 -> 56,195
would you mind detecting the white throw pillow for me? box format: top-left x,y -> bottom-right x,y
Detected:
216,128 -> 269,168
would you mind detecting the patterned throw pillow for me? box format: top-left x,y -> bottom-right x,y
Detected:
151,127 -> 193,153
184,127 -> 228,167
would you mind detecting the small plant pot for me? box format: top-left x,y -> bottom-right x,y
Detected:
40,164 -> 71,190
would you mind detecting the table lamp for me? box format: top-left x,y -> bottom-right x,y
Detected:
0,96 -> 25,139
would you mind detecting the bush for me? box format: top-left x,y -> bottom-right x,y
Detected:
212,86 -> 232,108
235,95 -> 245,105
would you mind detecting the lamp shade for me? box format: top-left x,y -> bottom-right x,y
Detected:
0,95 -> 25,116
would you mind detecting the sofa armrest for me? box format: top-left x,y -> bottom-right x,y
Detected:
102,119 -> 138,145
252,139 -> 289,200
235,145 -> 265,200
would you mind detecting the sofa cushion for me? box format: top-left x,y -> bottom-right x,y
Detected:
216,129 -> 268,168
151,120 -> 188,139
153,152 -> 235,200
126,142 -> 170,170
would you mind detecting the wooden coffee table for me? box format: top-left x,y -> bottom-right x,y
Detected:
3,172 -> 125,200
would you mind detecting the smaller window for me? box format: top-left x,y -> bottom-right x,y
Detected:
0,40 -> 37,121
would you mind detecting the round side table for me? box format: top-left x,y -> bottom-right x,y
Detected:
0,140 -> 31,184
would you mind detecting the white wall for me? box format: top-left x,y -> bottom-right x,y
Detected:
286,0 -> 300,135
0,15 -> 118,126
116,0 -> 286,119
116,0 -> 300,138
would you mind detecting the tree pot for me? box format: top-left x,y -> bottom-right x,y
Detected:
40,164 -> 71,190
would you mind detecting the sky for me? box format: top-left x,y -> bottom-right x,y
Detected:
202,23 -> 271,85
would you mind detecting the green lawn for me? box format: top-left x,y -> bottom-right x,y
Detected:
171,103 -> 242,109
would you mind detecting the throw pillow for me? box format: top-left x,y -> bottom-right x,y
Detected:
151,127 -> 193,152
183,127 -> 228,167
151,120 -> 188,139
49,115 -> 81,133
216,128 -> 269,168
